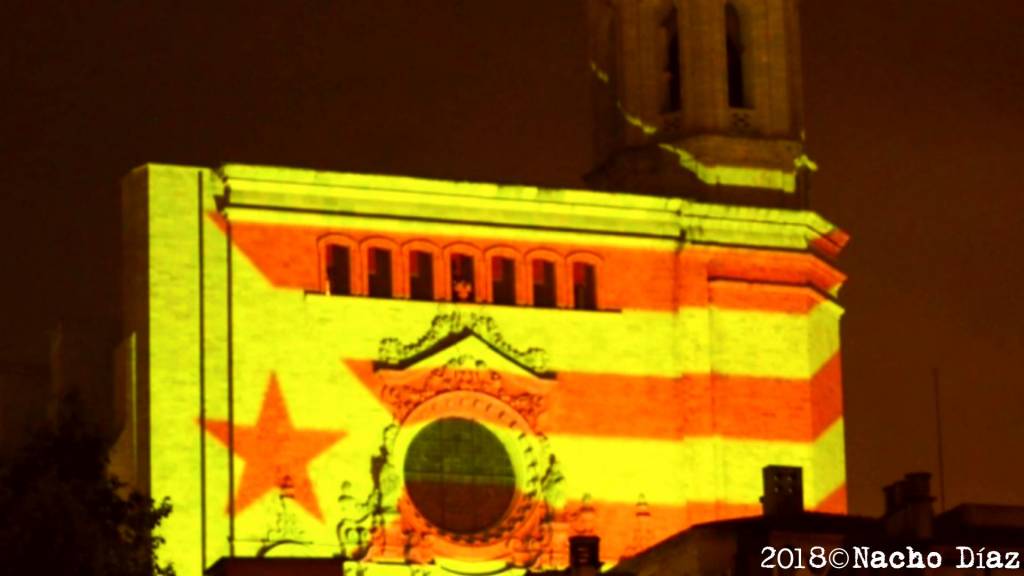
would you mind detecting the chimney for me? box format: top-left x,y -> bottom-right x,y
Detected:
884,473 -> 934,540
569,535 -> 601,576
761,465 -> 804,516
884,481 -> 905,515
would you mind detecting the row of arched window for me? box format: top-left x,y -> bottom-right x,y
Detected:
317,236 -> 602,311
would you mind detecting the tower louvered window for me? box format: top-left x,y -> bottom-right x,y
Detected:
725,3 -> 750,109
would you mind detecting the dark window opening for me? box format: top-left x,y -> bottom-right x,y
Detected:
532,260 -> 557,308
725,3 -> 750,109
450,254 -> 475,302
572,263 -> 597,311
325,245 -> 351,296
491,257 -> 517,305
367,248 -> 393,298
409,251 -> 434,301
661,8 -> 682,113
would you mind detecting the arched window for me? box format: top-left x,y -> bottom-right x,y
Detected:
318,234 -> 360,296
485,246 -> 524,306
660,6 -> 682,113
572,263 -> 598,310
567,252 -> 602,311
367,248 -> 393,298
526,249 -> 566,308
725,3 -> 750,109
401,240 -> 442,301
325,245 -> 352,296
491,257 -> 517,305
450,254 -> 476,302
408,250 -> 435,301
361,237 -> 400,299
443,244 -> 485,303
532,259 -> 557,308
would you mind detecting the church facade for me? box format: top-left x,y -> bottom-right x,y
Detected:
115,2 -> 848,575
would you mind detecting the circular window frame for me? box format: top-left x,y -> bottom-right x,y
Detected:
393,390 -> 545,548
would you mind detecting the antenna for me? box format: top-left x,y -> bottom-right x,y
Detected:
933,367 -> 947,512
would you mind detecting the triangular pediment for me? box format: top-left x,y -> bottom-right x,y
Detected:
368,312 -> 556,426
373,311 -> 554,380
405,331 -> 541,378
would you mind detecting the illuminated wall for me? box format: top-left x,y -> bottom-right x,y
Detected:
119,163 -> 848,576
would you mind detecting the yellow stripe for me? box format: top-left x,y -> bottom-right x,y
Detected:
546,423 -> 845,508
221,163 -> 675,210
142,166 -> 205,575
807,300 -> 844,375
212,423 -> 846,552
806,419 -> 846,507
659,143 -> 798,193
224,178 -> 683,239
226,205 -> 679,250
706,302 -> 841,379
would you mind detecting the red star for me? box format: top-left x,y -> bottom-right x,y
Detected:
202,373 -> 346,521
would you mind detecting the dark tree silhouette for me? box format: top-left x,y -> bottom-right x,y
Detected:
0,395 -> 174,576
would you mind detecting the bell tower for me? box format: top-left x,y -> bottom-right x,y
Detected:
586,0 -> 813,207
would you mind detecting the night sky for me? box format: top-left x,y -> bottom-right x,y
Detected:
2,1 -> 1023,517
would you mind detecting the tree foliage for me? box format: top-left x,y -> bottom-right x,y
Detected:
0,398 -> 174,576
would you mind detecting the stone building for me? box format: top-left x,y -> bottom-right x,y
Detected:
114,1 -> 847,575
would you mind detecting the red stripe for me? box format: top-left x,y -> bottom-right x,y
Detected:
810,227 -> 851,259
344,352 -> 843,442
811,353 -> 843,438
210,215 -> 844,313
701,248 -> 845,297
683,353 -> 842,441
365,494 -> 846,564
370,496 -> 855,563
566,491 -> 845,560
709,279 -> 823,314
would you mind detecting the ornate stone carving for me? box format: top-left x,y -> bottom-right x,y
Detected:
256,476 -> 306,557
377,310 -> 551,376
336,425 -> 400,560
379,355 -> 548,428
335,481 -> 375,560
342,401 -> 566,569
336,311 -> 567,569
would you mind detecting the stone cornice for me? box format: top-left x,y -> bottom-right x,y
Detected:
206,163 -> 847,255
